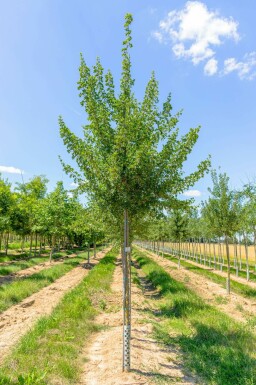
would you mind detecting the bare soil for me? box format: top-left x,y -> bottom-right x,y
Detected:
0,254 -> 77,286
0,250 -> 107,363
142,248 -> 256,325
79,260 -> 198,385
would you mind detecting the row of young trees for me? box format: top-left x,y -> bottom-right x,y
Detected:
138,170 -> 256,294
0,175 -> 105,258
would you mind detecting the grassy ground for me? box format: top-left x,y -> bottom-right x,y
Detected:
146,248 -> 256,299
0,249 -> 97,313
0,248 -> 117,385
0,249 -> 85,276
133,248 -> 256,385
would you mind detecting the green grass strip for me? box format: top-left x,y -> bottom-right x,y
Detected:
0,249 -> 97,313
0,248 -> 117,385
134,250 -> 256,385
0,257 -> 53,276
133,248 -> 256,385
0,249 -> 85,276
155,250 -> 256,299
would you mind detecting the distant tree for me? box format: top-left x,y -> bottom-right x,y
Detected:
169,209 -> 189,268
0,175 -> 14,254
14,176 -> 49,255
37,182 -> 77,261
242,182 -> 256,270
59,14 -> 210,370
202,170 -> 241,293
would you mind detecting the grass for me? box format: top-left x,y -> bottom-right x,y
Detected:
0,248 -> 117,385
146,249 -> 256,300
133,248 -> 256,385
0,257 -> 52,276
0,248 -> 86,276
0,249 -> 98,313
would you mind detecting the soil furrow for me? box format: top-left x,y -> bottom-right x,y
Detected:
140,248 -> 256,324
0,253 -> 77,286
80,259 -> 197,385
0,250 -> 106,363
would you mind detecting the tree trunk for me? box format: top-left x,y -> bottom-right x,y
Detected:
29,233 -> 33,257
122,209 -> 131,372
254,230 -> 256,272
50,235 -> 55,263
34,233 -> 38,257
218,238 -> 222,271
213,241 -> 216,269
21,236 -> 25,253
94,241 -> 96,258
225,237 -> 231,294
239,236 -> 242,270
243,232 -> 249,281
39,237 -> 42,257
178,239 -> 181,269
5,232 -> 9,256
87,243 -> 90,264
203,238 -> 206,265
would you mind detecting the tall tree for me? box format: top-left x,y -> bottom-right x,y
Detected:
59,14 -> 210,371
202,170 -> 241,293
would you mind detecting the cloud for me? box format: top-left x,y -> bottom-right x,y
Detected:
152,1 -> 256,79
154,1 -> 239,65
183,189 -> 202,197
70,182 -> 78,188
223,52 -> 256,80
0,166 -> 24,174
204,58 -> 218,76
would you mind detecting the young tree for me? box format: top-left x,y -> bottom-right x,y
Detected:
202,170 -> 241,294
59,14 -> 210,371
37,182 -> 77,262
0,176 -> 14,254
169,209 -> 190,268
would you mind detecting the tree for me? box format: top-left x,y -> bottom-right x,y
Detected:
37,182 -> 77,262
242,182 -> 256,271
202,170 -> 241,293
59,14 -> 210,371
15,176 -> 49,255
0,175 -> 14,254
169,209 -> 190,268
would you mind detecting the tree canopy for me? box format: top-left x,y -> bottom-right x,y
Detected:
59,14 -> 210,227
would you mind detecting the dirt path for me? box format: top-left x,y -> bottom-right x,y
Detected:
0,249 -> 107,363
0,254 -> 78,286
79,260 -> 198,385
140,248 -> 256,324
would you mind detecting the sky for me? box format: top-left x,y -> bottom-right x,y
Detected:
0,0 -> 256,203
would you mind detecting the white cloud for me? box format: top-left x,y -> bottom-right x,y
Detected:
223,52 -> 256,80
183,189 -> 202,197
0,166 -> 24,174
204,58 -> 218,76
70,182 -> 78,188
154,1 -> 239,65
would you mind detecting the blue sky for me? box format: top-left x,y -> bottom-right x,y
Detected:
0,0 -> 256,201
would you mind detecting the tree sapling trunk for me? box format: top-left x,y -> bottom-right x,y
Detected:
225,237 -> 231,294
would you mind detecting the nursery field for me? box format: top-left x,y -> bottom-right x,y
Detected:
165,242 -> 256,263
1,245 -> 256,385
